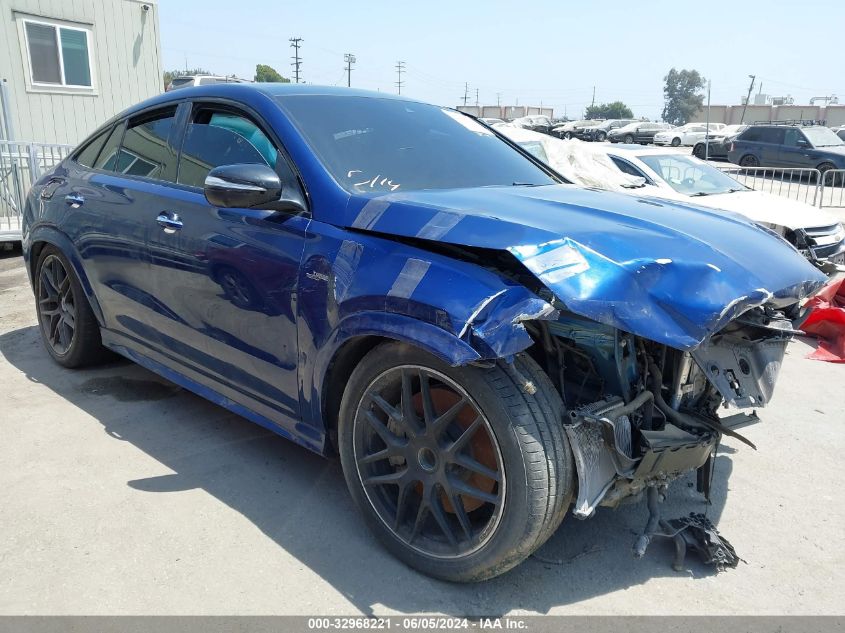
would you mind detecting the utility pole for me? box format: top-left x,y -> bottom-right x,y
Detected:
462,82 -> 469,107
475,88 -> 479,107
395,60 -> 405,94
289,38 -> 303,83
344,53 -> 356,88
740,74 -> 756,123
591,86 -> 596,107
496,92 -> 501,107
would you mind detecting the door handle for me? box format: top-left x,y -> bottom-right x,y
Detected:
64,193 -> 84,207
156,211 -> 183,233
41,178 -> 66,200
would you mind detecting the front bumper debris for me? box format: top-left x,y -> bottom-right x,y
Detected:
632,487 -> 743,571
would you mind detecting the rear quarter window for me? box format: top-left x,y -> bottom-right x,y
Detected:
74,128 -> 110,167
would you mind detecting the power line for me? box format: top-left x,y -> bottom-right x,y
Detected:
344,53 -> 356,88
289,37 -> 303,83
395,60 -> 405,95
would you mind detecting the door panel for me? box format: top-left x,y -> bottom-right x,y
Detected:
62,110 -> 180,341
143,104 -> 307,429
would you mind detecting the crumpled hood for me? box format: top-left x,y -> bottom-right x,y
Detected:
344,184 -> 827,350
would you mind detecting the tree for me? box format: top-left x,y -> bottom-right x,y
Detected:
662,68 -> 706,126
584,101 -> 634,120
254,64 -> 290,83
162,68 -> 211,90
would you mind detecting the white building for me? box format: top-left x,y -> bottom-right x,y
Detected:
0,0 -> 163,145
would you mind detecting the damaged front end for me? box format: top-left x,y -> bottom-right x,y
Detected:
527,304 -> 794,521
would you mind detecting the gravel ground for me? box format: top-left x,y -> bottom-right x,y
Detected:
0,246 -> 843,615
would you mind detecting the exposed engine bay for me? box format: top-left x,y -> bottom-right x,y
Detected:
525,303 -> 794,520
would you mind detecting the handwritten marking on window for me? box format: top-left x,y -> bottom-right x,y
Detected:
347,170 -> 400,191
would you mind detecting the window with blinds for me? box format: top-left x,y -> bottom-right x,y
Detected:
23,20 -> 92,88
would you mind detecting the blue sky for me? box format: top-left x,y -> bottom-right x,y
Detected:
160,0 -> 843,120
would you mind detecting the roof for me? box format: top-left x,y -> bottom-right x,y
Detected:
115,83 -> 420,119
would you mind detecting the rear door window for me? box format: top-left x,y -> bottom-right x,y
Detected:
177,108 -> 278,188
110,109 -> 178,181
758,128 -> 785,144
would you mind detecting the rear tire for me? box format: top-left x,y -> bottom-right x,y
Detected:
739,154 -> 759,167
338,342 -> 574,582
35,245 -> 110,368
817,162 -> 838,185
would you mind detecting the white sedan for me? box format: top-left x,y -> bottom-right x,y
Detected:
495,123 -> 844,273
653,122 -> 725,147
603,146 -> 844,272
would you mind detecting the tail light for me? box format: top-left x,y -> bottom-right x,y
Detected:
729,142 -> 735,152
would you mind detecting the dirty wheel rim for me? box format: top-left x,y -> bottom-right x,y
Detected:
625,135 -> 634,144
353,365 -> 505,559
740,155 -> 759,167
38,254 -> 76,356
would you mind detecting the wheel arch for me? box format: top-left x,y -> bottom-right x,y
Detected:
309,312 -> 489,453
26,226 -> 106,327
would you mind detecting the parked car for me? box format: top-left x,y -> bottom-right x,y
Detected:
552,119 -> 597,139
511,115 -> 553,135
497,127 -> 845,273
830,126 -> 845,142
579,119 -> 638,142
653,122 -> 725,147
692,124 -> 748,160
22,84 -> 826,582
479,117 -> 505,126
603,147 -> 845,272
166,75 -> 250,91
496,125 -> 647,190
607,121 -> 674,144
727,123 -> 845,172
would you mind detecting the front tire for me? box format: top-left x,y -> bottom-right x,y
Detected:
35,246 -> 109,368
693,143 -> 706,159
338,342 -> 574,582
671,137 -> 681,147
624,134 -> 634,144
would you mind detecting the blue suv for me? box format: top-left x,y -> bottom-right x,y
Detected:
727,123 -> 845,172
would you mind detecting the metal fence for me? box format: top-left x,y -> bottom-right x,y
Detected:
0,141 -> 72,240
717,166 -> 822,206
817,169 -> 845,208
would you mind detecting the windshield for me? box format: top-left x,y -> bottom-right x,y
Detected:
803,127 -> 844,147
638,154 -> 746,196
277,96 -> 556,193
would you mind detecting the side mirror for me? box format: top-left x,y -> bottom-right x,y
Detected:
205,163 -> 290,210
796,139 -> 810,148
